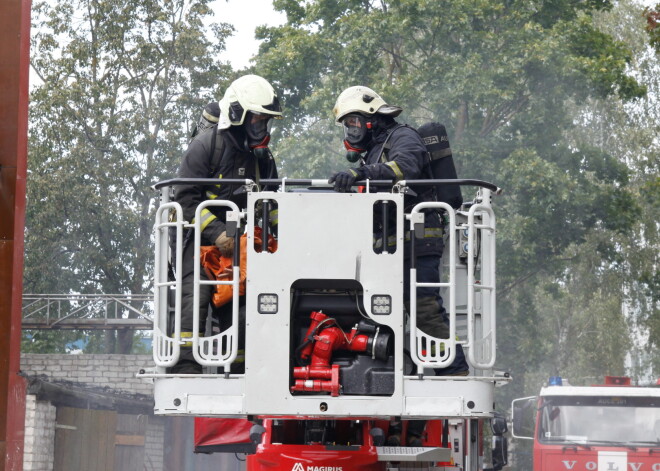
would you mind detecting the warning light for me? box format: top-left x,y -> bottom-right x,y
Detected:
548,376 -> 563,386
604,376 -> 631,386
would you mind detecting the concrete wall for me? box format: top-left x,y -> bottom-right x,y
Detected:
19,354 -> 243,471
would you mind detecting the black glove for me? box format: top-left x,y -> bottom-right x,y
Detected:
328,168 -> 364,192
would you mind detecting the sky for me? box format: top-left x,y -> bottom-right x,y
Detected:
213,0 -> 287,69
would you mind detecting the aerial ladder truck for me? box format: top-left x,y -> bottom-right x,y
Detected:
141,177 -> 510,470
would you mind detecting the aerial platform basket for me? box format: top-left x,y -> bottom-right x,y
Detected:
142,178 -> 508,418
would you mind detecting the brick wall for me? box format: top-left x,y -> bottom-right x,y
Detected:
21,354 -> 156,471
23,395 -> 56,471
145,415 -> 166,471
20,354 -> 153,395
19,354 -> 238,471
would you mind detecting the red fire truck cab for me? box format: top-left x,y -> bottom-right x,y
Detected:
512,376 -> 660,471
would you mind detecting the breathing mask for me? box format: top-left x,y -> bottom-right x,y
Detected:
342,113 -> 372,162
245,111 -> 274,159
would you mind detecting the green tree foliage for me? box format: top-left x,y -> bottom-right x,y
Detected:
571,0 -> 660,379
25,0 -> 235,353
252,0 -> 648,399
25,0 -> 657,418
644,3 -> 660,52
639,3 -> 660,377
507,0 -> 660,450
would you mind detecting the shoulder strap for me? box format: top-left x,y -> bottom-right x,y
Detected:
377,124 -> 407,162
209,126 -> 225,177
378,124 -> 439,200
383,123 -> 435,171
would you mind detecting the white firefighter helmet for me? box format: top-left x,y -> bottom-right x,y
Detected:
333,86 -> 402,123
218,75 -> 282,129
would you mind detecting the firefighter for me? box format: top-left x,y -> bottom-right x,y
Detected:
329,85 -> 468,373
171,74 -> 282,374
328,86 -> 468,375
330,86 -> 469,442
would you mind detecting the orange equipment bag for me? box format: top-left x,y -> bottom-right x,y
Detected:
200,227 -> 277,308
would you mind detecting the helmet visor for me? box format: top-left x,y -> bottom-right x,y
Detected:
245,111 -> 273,144
342,114 -> 368,146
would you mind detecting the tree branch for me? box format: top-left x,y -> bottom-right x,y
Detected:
379,46 -> 420,71
499,269 -> 543,299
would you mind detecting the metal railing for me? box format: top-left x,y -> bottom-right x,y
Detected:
151,178 -> 500,373
408,200 -> 459,371
152,201 -> 184,367
191,200 -> 243,368
466,190 -> 497,369
151,195 -> 244,369
22,294 -> 153,329
408,188 -> 497,372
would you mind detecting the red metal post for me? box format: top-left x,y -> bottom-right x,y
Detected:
0,0 -> 31,469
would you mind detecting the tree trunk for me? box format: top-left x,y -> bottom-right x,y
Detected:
117,329 -> 133,354
455,100 -> 468,143
104,330 -> 116,354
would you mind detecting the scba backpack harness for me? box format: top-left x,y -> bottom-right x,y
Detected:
379,122 -> 463,209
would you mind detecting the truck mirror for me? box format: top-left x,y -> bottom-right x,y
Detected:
491,436 -> 508,471
249,424 -> 266,444
511,396 -> 536,439
491,412 -> 508,436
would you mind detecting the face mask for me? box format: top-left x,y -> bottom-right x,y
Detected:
245,112 -> 273,148
248,134 -> 271,160
343,140 -> 364,163
342,114 -> 372,148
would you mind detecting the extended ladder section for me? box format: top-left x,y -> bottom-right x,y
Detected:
145,178 -> 506,418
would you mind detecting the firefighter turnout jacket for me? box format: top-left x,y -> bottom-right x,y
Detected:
174,125 -> 278,246
361,122 -> 444,258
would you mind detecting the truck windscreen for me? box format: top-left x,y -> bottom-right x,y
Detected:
538,396 -> 660,446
